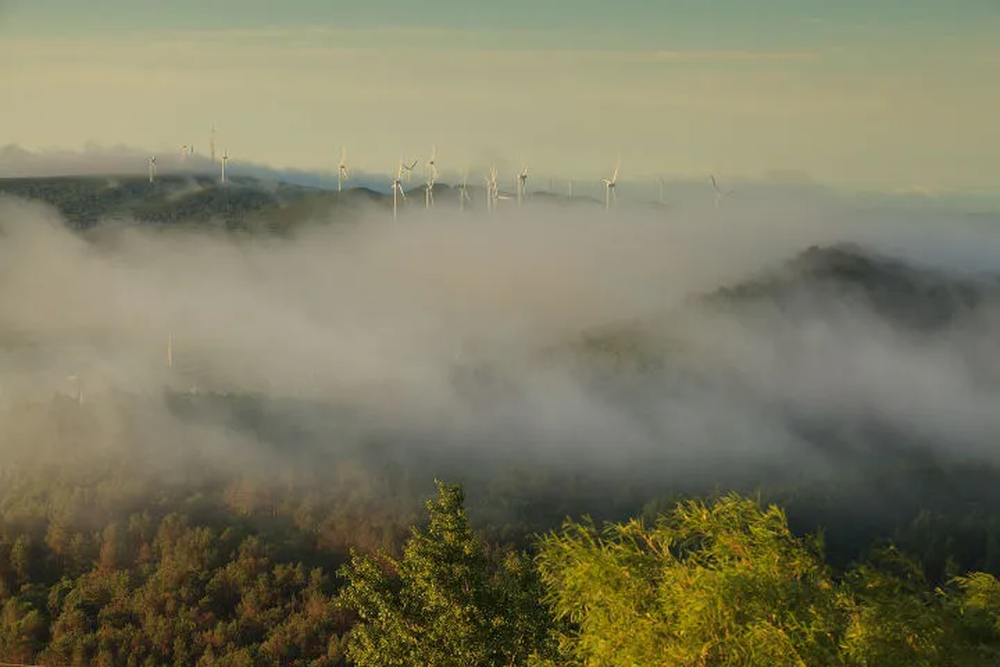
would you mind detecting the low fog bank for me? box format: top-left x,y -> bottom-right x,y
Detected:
1,190 -> 1000,520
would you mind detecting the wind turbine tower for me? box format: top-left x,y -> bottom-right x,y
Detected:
210,124 -> 218,163
517,164 -> 529,207
458,170 -> 472,212
148,156 -> 157,183
424,173 -> 436,209
167,332 -> 173,369
390,159 -> 407,220
338,148 -> 349,192
221,150 -> 229,184
424,146 -> 438,209
484,166 -> 500,213
425,145 -> 437,182
602,158 -> 620,212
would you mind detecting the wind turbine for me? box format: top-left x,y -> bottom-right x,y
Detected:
568,179 -> 574,198
516,164 -> 529,207
602,157 -> 620,212
180,145 -> 190,162
148,156 -> 157,183
458,170 -> 472,211
210,124 -> 218,163
425,145 -> 438,183
424,176 -> 436,209
338,147 -> 349,192
401,158 -> 418,184
484,166 -> 501,212
390,159 -> 407,220
710,175 -> 734,209
424,147 -> 437,209
221,150 -> 229,184
484,168 -> 494,212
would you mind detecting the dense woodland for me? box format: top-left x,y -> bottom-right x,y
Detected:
2,179 -> 1000,663
2,375 -> 1000,665
2,448 -> 1000,666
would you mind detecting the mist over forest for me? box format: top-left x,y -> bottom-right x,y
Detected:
2,176 -> 1000,664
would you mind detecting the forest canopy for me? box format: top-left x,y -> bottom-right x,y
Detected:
4,469 -> 1000,665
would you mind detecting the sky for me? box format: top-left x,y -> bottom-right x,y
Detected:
0,1 -> 998,190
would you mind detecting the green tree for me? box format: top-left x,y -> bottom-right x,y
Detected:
534,493 -> 846,666
338,480 -> 554,667
534,493 -> 1000,667
9,536 -> 32,587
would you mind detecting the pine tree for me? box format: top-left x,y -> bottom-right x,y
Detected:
338,480 -> 554,667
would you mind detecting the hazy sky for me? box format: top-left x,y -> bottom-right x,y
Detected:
1,1 -> 998,189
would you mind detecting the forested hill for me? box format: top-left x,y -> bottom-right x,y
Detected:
707,241 -> 1000,329
573,241 -> 1000,374
0,174 -> 604,232
0,174 -> 372,232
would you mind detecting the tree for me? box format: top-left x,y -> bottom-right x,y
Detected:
534,493 -> 1000,667
9,536 -> 32,587
534,493 -> 846,666
337,480 -> 555,667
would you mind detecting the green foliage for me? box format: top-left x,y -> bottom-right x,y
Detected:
535,494 -> 842,666
535,494 -> 1000,667
838,547 -> 952,666
338,480 -> 555,667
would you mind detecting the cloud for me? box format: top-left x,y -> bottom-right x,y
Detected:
1,185 -> 1000,508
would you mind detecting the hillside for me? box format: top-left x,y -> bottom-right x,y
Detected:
0,174 -> 336,231
0,174 -> 615,232
709,242 -> 1000,330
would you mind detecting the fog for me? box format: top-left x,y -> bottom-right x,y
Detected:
1,187 -> 1000,506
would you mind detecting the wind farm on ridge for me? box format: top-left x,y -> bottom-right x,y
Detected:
140,125 -> 740,219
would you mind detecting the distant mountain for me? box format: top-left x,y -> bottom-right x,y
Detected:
556,242 -> 1000,378
0,174 -> 385,231
709,242 -> 1000,330
0,173 -> 657,233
